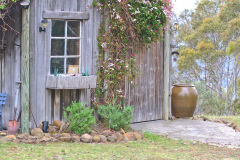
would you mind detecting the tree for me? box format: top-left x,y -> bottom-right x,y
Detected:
174,0 -> 240,115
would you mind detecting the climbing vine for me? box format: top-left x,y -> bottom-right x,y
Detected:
93,0 -> 173,106
0,0 -> 20,49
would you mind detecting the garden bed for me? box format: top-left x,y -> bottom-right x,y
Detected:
0,120 -> 142,144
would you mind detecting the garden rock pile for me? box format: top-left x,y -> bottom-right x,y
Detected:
192,116 -> 240,132
0,120 -> 143,144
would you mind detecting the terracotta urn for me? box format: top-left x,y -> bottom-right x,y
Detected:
171,84 -> 198,118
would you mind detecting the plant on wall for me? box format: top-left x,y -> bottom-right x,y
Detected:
93,0 -> 173,105
0,0 -> 20,49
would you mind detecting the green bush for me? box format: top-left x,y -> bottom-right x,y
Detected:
64,101 -> 95,135
194,82 -> 225,115
232,99 -> 240,115
98,103 -> 133,131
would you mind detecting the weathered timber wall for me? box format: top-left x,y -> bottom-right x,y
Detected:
1,0 -> 165,127
0,8 -> 21,128
29,0 -> 101,127
126,42 -> 164,123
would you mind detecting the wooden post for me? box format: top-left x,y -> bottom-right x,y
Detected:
163,24 -> 170,120
54,90 -> 61,120
21,4 -> 30,133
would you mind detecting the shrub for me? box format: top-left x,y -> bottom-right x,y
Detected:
98,103 -> 133,131
64,101 -> 95,135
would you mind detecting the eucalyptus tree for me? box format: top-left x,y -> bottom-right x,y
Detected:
174,0 -> 240,114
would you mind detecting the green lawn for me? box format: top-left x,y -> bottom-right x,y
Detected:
204,115 -> 240,126
0,133 -> 239,160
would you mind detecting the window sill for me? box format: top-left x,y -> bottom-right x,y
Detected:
46,75 -> 97,89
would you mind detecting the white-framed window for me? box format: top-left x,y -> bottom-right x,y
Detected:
50,20 -> 82,75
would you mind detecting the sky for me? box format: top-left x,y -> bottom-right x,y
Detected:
172,0 -> 198,15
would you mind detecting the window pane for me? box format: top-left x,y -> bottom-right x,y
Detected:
50,58 -> 64,74
67,39 -> 79,55
51,39 -> 64,56
67,58 -> 79,74
52,20 -> 65,37
67,21 -> 80,37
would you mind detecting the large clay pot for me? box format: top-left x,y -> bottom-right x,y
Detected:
171,84 -> 198,118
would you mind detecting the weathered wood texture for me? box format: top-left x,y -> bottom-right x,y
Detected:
0,8 -> 21,129
21,6 -> 30,133
29,0 -> 101,127
126,42 -> 164,123
2,0 -> 165,127
43,11 -> 89,19
46,75 -> 97,89
163,25 -> 170,120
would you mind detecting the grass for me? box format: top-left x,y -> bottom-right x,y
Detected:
204,115 -> 240,126
0,132 -> 239,160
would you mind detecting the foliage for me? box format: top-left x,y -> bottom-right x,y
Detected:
93,0 -> 173,104
0,0 -> 18,11
195,82 -> 225,115
64,101 -> 95,135
174,0 -> 240,115
97,102 -> 133,130
232,99 -> 240,115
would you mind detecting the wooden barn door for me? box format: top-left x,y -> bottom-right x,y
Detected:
126,42 -> 164,123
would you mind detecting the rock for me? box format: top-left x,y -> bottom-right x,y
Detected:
53,120 -> 62,129
59,122 -> 70,133
17,133 -> 30,139
235,127 -> 240,132
93,135 -> 101,143
38,123 -> 43,130
133,132 -> 142,140
107,135 -> 117,142
120,128 -> 125,135
31,128 -> 44,137
48,125 -> 58,133
0,132 -> 7,136
59,133 -> 72,142
115,132 -> 123,142
81,134 -> 92,143
99,135 -> 107,143
40,136 -> 52,142
200,116 -> 210,121
123,135 -> 129,141
53,133 -> 61,139
219,119 -> 229,124
90,130 -> 97,136
124,132 -> 136,141
5,135 -> 16,140
44,133 -> 51,137
72,135 -> 80,142
102,130 -> 112,137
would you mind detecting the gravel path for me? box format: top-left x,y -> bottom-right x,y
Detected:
131,119 -> 240,148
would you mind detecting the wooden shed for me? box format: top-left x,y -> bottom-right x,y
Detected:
0,0 -> 170,131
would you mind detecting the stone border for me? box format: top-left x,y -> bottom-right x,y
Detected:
192,116 -> 240,132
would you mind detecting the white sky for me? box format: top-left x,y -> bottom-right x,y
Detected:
173,0 -> 198,15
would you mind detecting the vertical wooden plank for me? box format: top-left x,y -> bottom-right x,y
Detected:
70,0 -> 78,11
85,0 -> 93,74
78,0 -> 86,12
21,4 -> 30,133
29,0 -> 38,128
14,38 -> 21,121
35,0 -> 46,125
92,8 -> 101,74
45,15 -> 52,123
163,25 -> 170,120
54,90 -> 61,120
0,56 -> 2,92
